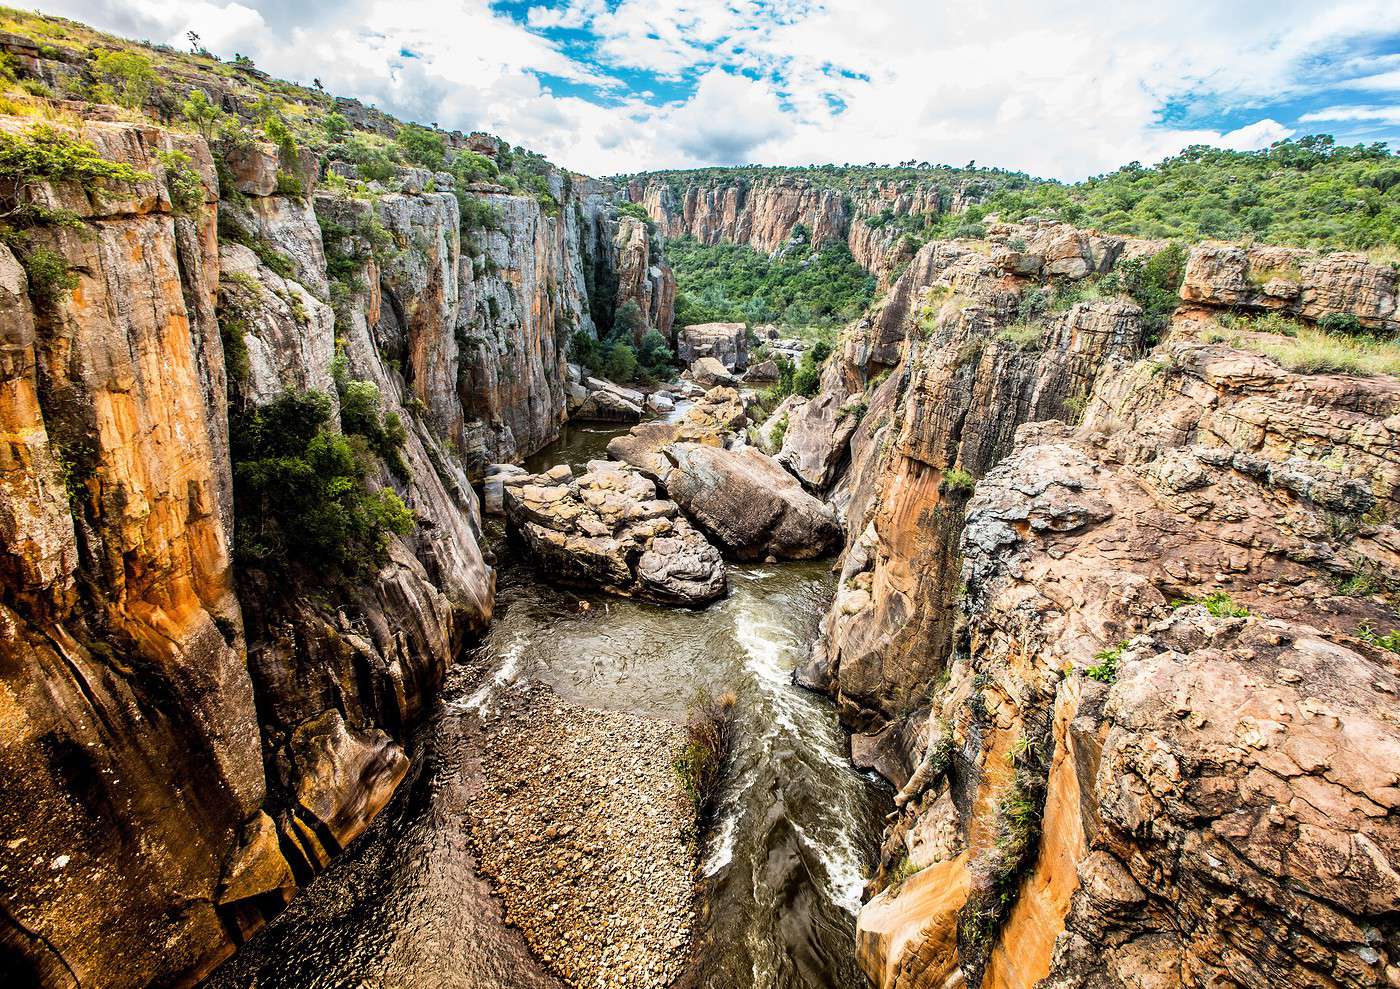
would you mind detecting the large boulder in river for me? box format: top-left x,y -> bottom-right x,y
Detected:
743,359 -> 780,382
608,386 -> 751,478
574,381 -> 644,423
502,461 -> 726,605
690,356 -> 738,388
660,443 -> 842,561
677,321 -> 747,370
778,388 -> 864,491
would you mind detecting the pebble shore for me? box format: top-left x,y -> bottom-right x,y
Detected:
464,681 -> 698,988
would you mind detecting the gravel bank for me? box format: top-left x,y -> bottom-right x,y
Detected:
464,680 -> 698,988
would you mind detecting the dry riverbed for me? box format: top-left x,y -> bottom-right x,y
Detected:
463,679 -> 698,988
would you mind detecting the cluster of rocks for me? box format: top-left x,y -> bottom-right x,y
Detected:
566,365 -> 683,423
501,461 -> 727,605
607,385 -> 751,477
463,681 -> 696,989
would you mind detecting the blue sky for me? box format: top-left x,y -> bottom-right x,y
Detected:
32,0 -> 1400,178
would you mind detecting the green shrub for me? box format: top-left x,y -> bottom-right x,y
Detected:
1318,312 -> 1364,336
323,111 -> 351,143
20,246 -> 76,302
395,123 -> 445,171
671,689 -> 737,819
613,299 -> 645,342
450,150 -> 498,186
601,339 -> 638,382
638,329 -> 674,374
617,200 -> 653,226
458,196 -> 500,232
180,88 -> 224,140
1085,643 -> 1124,683
1173,591 -> 1251,617
231,390 -> 415,575
769,412 -> 789,451
274,169 -> 303,198
92,50 -> 157,109
338,378 -> 409,479
155,149 -> 204,215
942,467 -> 975,494
1358,624 -> 1400,652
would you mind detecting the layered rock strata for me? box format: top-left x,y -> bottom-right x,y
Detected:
0,108 -> 672,988
789,219 -> 1400,988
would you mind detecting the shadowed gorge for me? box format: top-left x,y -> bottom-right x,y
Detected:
0,7 -> 1398,989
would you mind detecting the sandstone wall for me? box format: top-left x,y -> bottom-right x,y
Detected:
626,173 -> 987,280
0,114 -> 668,988
795,218 -> 1400,987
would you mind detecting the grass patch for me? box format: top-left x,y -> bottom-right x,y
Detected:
1172,591 -> 1251,617
672,689 -> 737,822
998,322 -> 1044,351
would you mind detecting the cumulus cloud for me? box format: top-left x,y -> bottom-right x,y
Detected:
19,0 -> 1400,178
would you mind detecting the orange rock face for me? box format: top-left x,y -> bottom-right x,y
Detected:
0,119 -> 280,988
792,220 -> 1400,988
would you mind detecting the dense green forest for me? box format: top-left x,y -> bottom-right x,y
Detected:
616,161 -> 1037,202
669,231 -> 877,329
965,136 -> 1400,252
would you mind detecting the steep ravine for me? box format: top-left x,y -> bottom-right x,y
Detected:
207,415 -> 889,989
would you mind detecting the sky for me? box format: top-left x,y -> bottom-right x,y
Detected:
28,0 -> 1400,180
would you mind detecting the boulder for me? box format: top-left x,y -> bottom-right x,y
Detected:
502,461 -> 726,605
755,394 -> 808,454
744,359 -> 780,382
646,391 -> 675,413
585,376 -> 645,406
223,139 -> 280,196
777,388 -> 863,490
574,387 -> 643,423
691,356 -> 738,388
660,443 -> 842,561
482,463 -> 528,515
677,321 -> 748,370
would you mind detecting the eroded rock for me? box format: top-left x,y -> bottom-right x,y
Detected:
660,443 -> 842,560
503,460 -> 726,605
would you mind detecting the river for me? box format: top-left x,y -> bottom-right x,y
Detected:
205,415 -> 890,989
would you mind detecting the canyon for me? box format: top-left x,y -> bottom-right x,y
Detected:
1,14 -> 1399,989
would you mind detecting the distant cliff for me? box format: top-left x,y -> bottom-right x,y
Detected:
624,167 -> 1015,282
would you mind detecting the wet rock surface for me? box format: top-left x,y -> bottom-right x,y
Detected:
464,681 -> 696,989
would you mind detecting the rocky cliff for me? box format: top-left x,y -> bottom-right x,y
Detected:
0,105 -> 669,988
626,171 -> 989,281
792,218 -> 1400,987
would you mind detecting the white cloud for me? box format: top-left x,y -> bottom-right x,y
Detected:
1301,105 -> 1400,125
1218,119 -> 1297,150
20,0 -> 1400,178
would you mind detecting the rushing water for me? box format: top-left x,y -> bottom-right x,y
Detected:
206,415 -> 890,989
